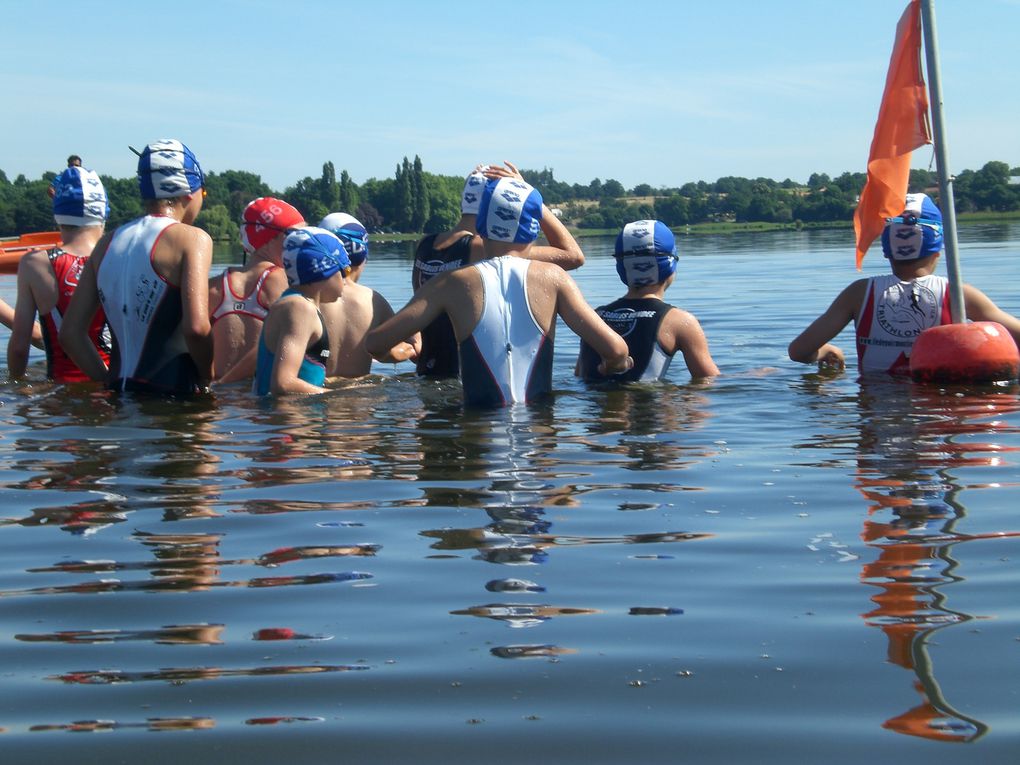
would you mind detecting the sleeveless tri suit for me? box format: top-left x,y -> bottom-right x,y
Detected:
210,265 -> 278,323
458,256 -> 553,407
576,297 -> 675,383
412,233 -> 473,378
252,290 -> 331,395
40,247 -> 110,383
96,215 -> 204,394
855,274 -> 951,376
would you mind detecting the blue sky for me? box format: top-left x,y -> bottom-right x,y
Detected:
2,0 -> 1017,191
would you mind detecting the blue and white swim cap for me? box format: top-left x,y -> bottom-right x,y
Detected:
461,168 -> 488,215
477,178 -> 543,244
137,139 -> 205,199
614,220 -> 678,287
282,227 -> 350,287
318,212 -> 369,267
881,192 -> 944,261
52,167 -> 109,227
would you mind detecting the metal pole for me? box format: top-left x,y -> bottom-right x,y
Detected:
920,0 -> 965,323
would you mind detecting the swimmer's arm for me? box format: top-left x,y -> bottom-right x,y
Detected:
527,205 -> 584,270
365,291 -> 419,364
216,345 -> 258,385
963,284 -> 1020,346
788,280 -> 864,368
179,228 -> 215,386
59,240 -> 110,382
481,162 -> 583,270
6,254 -> 46,378
270,306 -> 327,395
556,273 -> 631,375
667,308 -> 720,378
366,277 -> 447,359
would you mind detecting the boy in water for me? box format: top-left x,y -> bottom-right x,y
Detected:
367,172 -> 630,407
789,193 -> 1020,374
253,227 -> 350,395
576,220 -> 719,382
411,162 -> 584,378
317,212 -> 418,378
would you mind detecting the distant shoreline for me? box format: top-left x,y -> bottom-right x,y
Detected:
365,210 -> 1020,245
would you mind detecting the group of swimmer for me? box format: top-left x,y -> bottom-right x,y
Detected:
3,138 -> 1020,406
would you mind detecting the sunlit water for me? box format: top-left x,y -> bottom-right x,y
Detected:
1,225 -> 1018,763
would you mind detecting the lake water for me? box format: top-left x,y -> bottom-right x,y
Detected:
1,224 -> 1019,764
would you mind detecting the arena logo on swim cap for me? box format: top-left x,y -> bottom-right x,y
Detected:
318,212 -> 369,267
281,227 -> 350,287
477,178 -> 543,244
614,220 -> 679,287
881,193 -> 944,262
52,167 -> 109,227
461,169 -> 488,215
137,139 -> 204,200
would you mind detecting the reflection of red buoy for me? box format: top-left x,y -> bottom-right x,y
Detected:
910,322 -> 1020,383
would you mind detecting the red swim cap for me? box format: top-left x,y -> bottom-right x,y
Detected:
241,197 -> 305,254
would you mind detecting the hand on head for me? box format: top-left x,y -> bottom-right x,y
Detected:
481,161 -> 524,182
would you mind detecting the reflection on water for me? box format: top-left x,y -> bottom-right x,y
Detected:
2,226 -> 1020,762
797,378 -> 1020,744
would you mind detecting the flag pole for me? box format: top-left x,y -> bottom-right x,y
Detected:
919,0 -> 965,323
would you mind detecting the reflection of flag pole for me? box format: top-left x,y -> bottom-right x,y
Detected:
919,0 -> 965,323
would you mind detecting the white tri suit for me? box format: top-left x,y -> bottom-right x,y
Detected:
458,256 -> 554,407
96,215 -> 206,394
855,273 -> 952,376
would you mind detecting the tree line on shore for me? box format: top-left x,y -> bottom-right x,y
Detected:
1,157 -> 1017,242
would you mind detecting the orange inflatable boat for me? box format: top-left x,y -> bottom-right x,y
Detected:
0,232 -> 63,274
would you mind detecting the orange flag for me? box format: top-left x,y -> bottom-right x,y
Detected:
854,0 -> 931,269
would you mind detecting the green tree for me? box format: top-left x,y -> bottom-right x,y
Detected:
194,203 -> 237,241
654,195 -> 690,226
320,161 -> 339,212
394,158 -> 413,231
601,179 -> 625,199
411,155 -> 430,232
339,169 -> 359,214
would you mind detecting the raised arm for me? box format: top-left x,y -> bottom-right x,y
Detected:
483,161 -> 584,270
788,280 -> 865,369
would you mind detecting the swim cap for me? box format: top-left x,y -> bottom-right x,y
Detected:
241,197 -> 305,254
281,227 -> 350,287
881,192 -> 944,261
460,169 -> 488,215
52,167 -> 109,227
137,139 -> 204,199
318,212 -> 369,267
614,220 -> 678,287
476,178 -> 543,244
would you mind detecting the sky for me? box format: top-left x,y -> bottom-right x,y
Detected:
2,0 -> 1017,192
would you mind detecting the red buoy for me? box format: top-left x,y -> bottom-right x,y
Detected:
910,322 -> 1020,383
